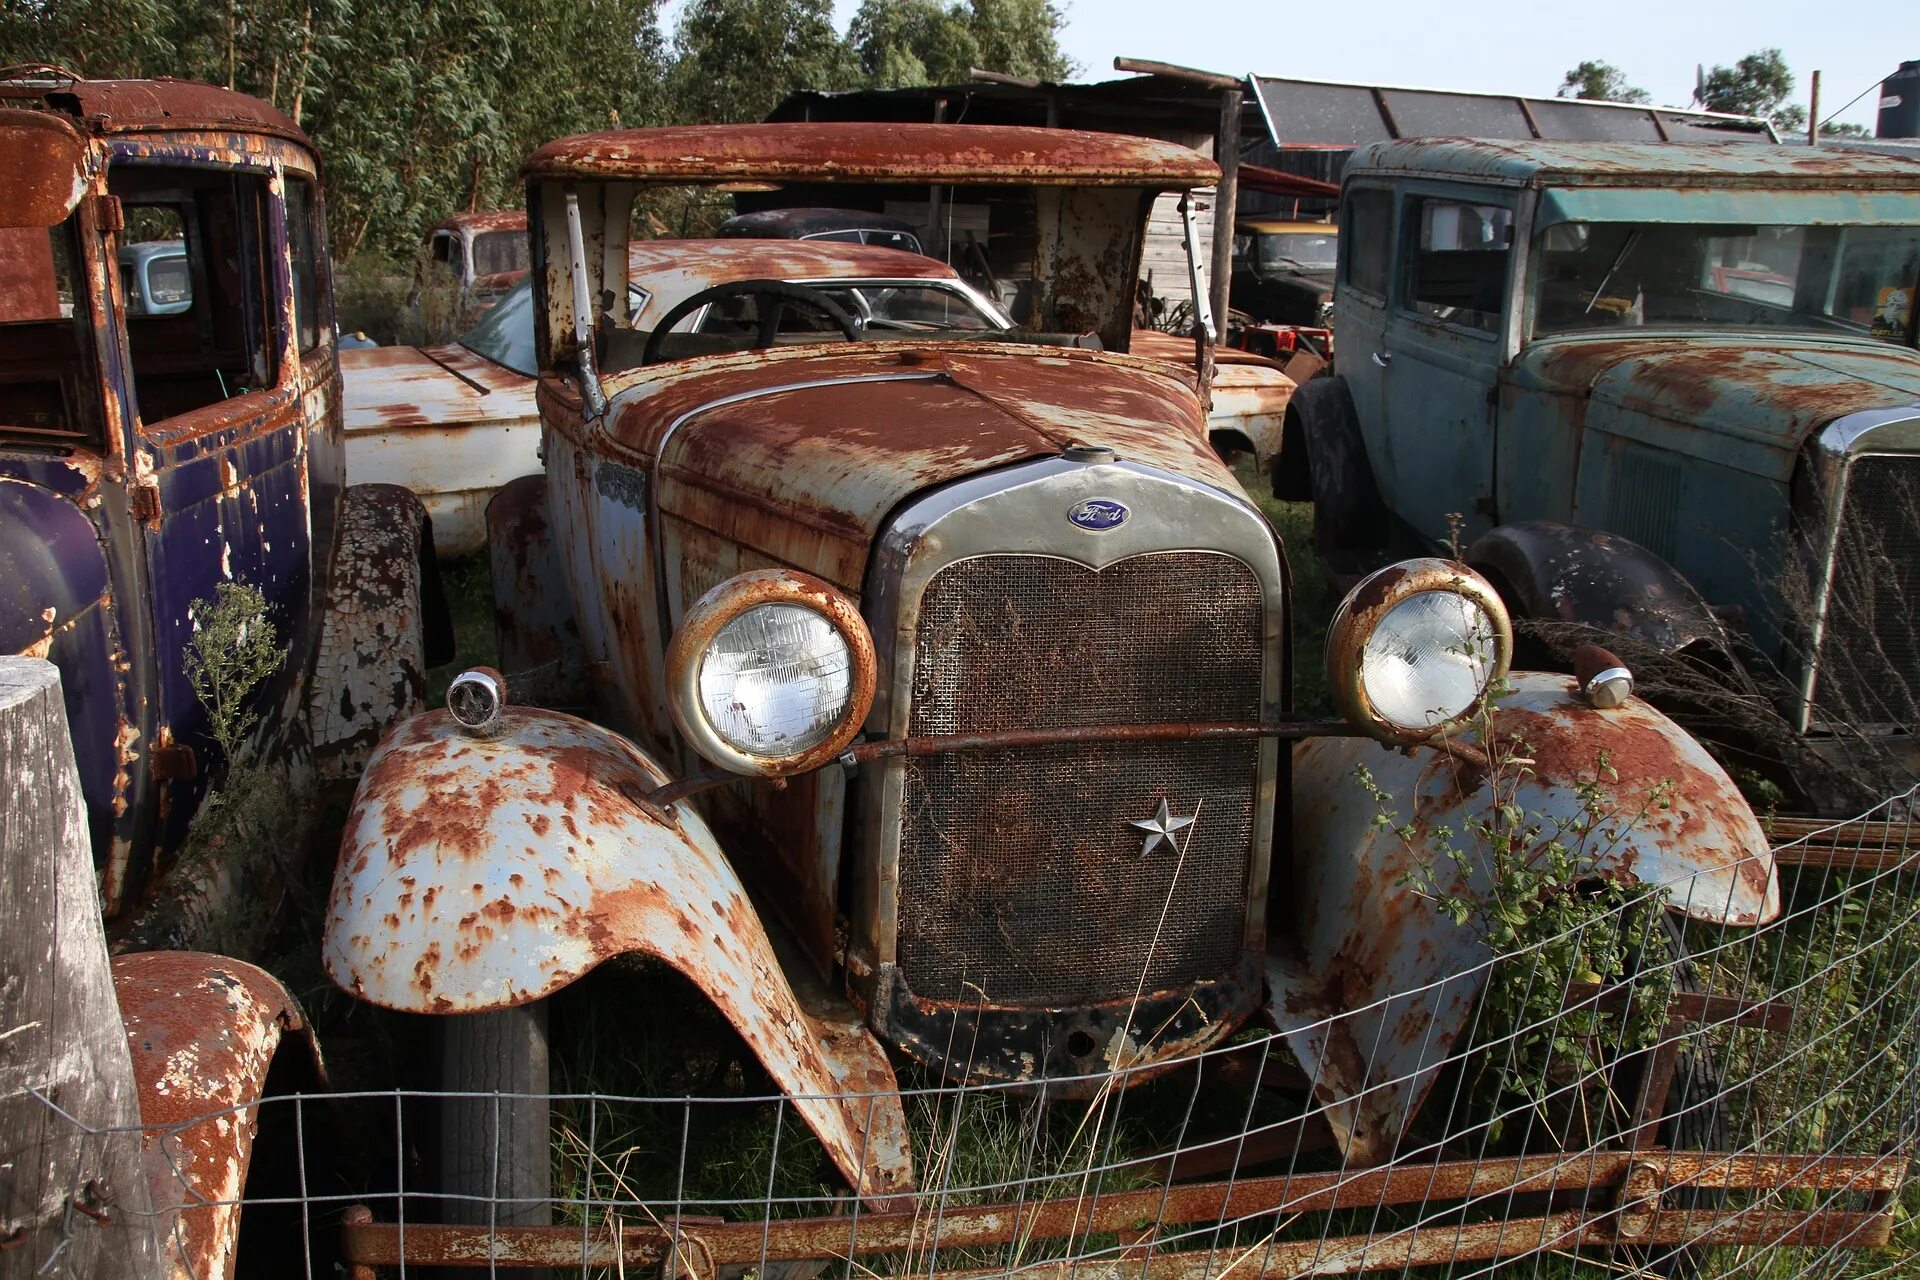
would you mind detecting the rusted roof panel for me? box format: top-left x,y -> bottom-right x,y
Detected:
524,123 -> 1218,187
430,209 -> 528,236
0,77 -> 308,145
1350,137 -> 1920,189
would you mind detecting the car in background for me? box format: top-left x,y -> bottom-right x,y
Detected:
117,239 -> 191,315
717,206 -> 925,254
343,238 -> 1008,556
421,209 -> 530,309
1231,218 -> 1338,327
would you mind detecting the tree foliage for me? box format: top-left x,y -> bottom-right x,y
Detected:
1555,60 -> 1649,105
2,0 -> 1069,261
1700,46 -> 1805,130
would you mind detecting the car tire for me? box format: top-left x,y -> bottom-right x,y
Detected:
1287,377 -> 1387,568
438,1002 -> 552,1279
1607,914 -> 1725,1280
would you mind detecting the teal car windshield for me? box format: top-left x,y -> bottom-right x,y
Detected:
1533,221 -> 1920,343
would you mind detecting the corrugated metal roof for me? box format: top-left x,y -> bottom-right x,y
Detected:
1346,137 -> 1920,188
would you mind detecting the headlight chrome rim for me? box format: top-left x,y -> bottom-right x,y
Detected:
1326,558 -> 1512,743
666,569 -> 876,776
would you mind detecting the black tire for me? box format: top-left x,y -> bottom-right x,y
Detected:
1286,378 -> 1387,567
1609,914 -> 1725,1280
439,1003 -> 552,1279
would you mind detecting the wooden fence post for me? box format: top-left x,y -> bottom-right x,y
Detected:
0,657 -> 162,1278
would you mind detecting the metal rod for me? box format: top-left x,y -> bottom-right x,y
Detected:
563,187 -> 608,420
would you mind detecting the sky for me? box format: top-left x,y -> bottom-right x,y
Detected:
780,0 -> 1911,133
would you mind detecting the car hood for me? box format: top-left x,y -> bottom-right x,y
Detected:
605,343 -> 1235,592
1511,336 -> 1920,479
340,343 -> 536,435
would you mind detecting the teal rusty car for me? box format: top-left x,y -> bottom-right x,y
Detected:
1281,139 -> 1920,809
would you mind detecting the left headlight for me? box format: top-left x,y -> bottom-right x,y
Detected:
1326,558 -> 1512,743
666,569 -> 876,776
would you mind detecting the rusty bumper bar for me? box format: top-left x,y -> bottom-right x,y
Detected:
648,718 -> 1365,808
339,1149 -> 1905,1272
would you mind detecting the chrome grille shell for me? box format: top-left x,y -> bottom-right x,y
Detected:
1801,410 -> 1920,733
854,457 -> 1286,1007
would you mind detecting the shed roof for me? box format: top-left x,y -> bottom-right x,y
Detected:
523,123 -> 1217,187
1347,137 -> 1920,189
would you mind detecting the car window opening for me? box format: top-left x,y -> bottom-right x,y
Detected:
0,216 -> 104,452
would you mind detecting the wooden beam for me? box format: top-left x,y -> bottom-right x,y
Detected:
1211,84 -> 1243,327
0,658 -> 163,1279
1113,57 -> 1245,92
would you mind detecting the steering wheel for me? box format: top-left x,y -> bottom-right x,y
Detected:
641,278 -> 863,365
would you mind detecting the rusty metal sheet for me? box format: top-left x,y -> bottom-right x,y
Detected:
322,706 -> 915,1204
429,210 -> 527,237
112,951 -> 317,1280
523,123 -> 1218,188
0,77 -> 307,144
1272,672 -> 1776,1165
0,108 -> 88,228
612,344 -> 1232,592
340,346 -> 540,557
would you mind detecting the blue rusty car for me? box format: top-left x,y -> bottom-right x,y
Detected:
1282,140 -> 1920,809
0,75 -> 441,929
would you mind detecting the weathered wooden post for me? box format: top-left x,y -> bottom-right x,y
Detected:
0,657 -> 162,1278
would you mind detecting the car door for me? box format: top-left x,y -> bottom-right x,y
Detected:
1377,189 -> 1514,547
109,153 -> 311,852
1337,186 -> 1394,456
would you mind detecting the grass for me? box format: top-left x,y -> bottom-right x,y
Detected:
1231,456 -> 1336,718
425,550 -> 500,706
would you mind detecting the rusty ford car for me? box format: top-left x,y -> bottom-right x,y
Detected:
321,124 -> 1777,1213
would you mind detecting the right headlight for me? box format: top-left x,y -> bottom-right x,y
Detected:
666,569 -> 876,776
1326,559 -> 1512,743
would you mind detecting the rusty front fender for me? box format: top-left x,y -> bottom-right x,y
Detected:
322,708 -> 914,1204
114,952 -> 322,1280
1270,672 -> 1776,1165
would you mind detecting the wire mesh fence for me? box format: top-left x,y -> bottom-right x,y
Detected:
21,787 -> 1920,1279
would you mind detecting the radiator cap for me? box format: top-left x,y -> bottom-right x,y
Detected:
1063,443 -> 1116,464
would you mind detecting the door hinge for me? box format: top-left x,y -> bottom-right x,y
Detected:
92,193 -> 123,234
129,480 -> 162,525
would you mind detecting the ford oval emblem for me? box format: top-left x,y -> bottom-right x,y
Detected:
1068,498 -> 1129,532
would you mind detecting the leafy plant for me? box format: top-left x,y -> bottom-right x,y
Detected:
1356,688 -> 1680,1142
184,579 -> 284,767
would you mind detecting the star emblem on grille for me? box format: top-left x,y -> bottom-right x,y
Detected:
1128,797 -> 1196,858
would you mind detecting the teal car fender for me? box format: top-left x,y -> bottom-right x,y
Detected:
1270,672 -> 1776,1165
321,706 -> 914,1204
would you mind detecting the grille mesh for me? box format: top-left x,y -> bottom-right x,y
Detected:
896,552 -> 1264,1006
1815,456 -> 1920,727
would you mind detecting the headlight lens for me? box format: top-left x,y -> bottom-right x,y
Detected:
1326,559 -> 1512,743
697,603 -> 852,757
1358,590 -> 1499,731
666,568 -> 877,776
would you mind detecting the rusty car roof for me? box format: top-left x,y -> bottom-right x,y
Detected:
430,210 -> 528,236
1236,218 -> 1338,234
1348,138 -> 1920,189
523,123 -> 1218,187
0,76 -> 308,144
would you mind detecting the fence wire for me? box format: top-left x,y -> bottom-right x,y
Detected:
22,787 -> 1920,1280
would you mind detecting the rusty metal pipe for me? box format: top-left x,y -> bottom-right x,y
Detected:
647,719 -> 1365,808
